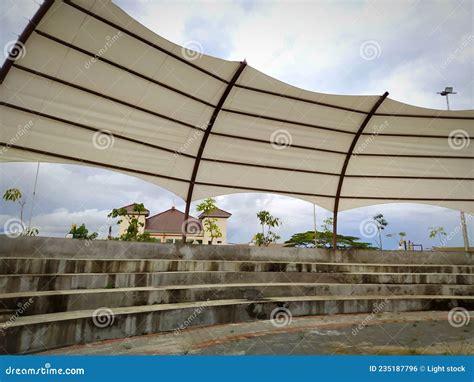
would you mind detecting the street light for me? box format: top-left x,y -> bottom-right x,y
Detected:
437,87 -> 470,252
437,86 -> 457,110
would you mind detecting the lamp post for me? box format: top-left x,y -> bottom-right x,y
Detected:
437,87 -> 470,252
313,204 -> 317,247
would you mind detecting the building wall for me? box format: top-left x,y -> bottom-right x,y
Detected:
202,217 -> 228,245
118,214 -> 147,237
148,233 -> 205,244
118,215 -> 228,244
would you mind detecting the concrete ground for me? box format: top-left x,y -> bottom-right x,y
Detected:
39,311 -> 473,355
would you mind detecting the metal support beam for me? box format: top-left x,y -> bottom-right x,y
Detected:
332,92 -> 389,249
181,61 -> 247,243
460,212 -> 470,251
0,0 -> 54,84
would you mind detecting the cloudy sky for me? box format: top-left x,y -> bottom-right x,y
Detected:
0,0 -> 472,248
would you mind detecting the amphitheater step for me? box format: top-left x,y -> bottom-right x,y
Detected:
2,283 -> 473,315
2,258 -> 472,275
2,272 -> 472,293
0,309 -> 15,322
2,295 -> 473,354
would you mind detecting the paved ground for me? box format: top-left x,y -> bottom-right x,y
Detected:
40,311 -> 473,355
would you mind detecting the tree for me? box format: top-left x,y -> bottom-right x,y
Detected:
386,232 -> 407,248
69,223 -> 98,240
3,188 -> 26,222
108,203 -> 155,242
196,198 -> 222,244
372,213 -> 388,250
321,217 -> 333,233
429,226 -> 447,247
284,230 -> 374,249
254,210 -> 281,246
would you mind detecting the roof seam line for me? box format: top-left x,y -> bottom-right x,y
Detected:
63,0 -> 229,84
233,84 -> 369,115
33,29 -> 216,108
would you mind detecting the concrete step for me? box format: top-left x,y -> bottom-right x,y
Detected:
2,295 -> 473,354
2,283 -> 473,316
2,272 -> 472,293
3,236 -> 472,265
2,258 -> 472,275
0,309 -> 15,322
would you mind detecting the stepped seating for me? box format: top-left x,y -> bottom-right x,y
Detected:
0,237 -> 472,354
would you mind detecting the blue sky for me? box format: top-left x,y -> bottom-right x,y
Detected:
0,0 -> 473,248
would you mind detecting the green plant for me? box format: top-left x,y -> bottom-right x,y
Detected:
254,210 -> 281,246
372,213 -> 388,250
429,226 -> 447,246
386,232 -> 407,247
69,223 -> 98,240
321,217 -> 333,233
3,188 -> 26,221
108,203 -> 155,242
196,198 -> 222,244
23,227 -> 39,236
284,230 -> 374,249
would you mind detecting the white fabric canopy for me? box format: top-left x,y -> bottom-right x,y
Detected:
1,0 -> 473,216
